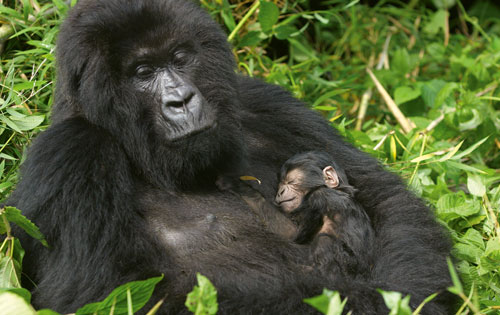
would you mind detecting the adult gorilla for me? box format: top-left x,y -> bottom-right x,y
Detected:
8,0 -> 453,314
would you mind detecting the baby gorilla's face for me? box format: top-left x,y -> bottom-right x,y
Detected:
275,168 -> 306,212
275,163 -> 340,213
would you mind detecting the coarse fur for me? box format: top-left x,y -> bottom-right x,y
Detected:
7,0 -> 453,314
219,151 -> 376,279
281,151 -> 376,276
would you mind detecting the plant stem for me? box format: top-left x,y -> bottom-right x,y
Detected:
228,1 -> 260,42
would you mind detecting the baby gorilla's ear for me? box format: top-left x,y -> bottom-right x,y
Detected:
322,166 -> 339,188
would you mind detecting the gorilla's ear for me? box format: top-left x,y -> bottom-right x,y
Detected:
323,166 -> 339,188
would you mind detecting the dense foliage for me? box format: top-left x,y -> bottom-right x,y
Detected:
0,0 -> 499,314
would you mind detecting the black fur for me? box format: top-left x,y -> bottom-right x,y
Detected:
283,152 -> 375,277
7,0 -> 453,314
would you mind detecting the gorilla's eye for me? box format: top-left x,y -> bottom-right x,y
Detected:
172,51 -> 190,68
135,65 -> 155,79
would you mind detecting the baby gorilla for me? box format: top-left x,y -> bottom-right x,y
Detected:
276,151 -> 375,275
218,151 -> 375,277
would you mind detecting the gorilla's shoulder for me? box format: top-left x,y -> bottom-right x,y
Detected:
236,75 -> 341,141
28,117 -> 121,160
236,75 -> 304,110
10,117 -> 131,208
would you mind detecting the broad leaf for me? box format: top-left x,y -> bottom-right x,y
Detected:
76,276 -> 163,315
259,1 -> 279,33
185,273 -> 218,315
304,289 -> 347,315
0,292 -> 36,315
1,207 -> 48,247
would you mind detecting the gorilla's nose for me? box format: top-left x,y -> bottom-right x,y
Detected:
162,85 -> 200,120
163,86 -> 194,111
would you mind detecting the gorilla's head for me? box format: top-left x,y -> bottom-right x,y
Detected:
53,0 -> 246,189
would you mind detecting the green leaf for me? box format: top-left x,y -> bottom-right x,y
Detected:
0,153 -> 16,161
445,160 -> 487,174
313,106 -> 337,111
0,7 -> 23,19
1,207 -> 48,247
423,10 -> 448,36
461,228 -> 485,250
312,89 -> 348,108
75,275 -> 163,315
394,86 -> 421,105
37,310 -> 62,315
314,13 -> 329,24
10,115 -> 45,131
239,31 -> 265,47
275,25 -> 297,40
0,256 -> 22,288
453,243 -> 483,263
392,48 -> 411,75
0,288 -> 31,304
485,238 -> 500,258
12,80 -> 47,92
288,38 -> 318,62
451,136 -> 489,160
420,80 -> 446,108
258,1 -> 279,33
432,0 -> 456,9
447,258 -> 464,295
377,290 -> 412,315
438,140 -> 464,162
0,292 -> 36,315
0,116 -> 22,133
0,237 -> 25,272
304,289 -> 346,315
457,108 -> 482,131
479,238 -> 500,274
467,173 -> 486,197
436,192 -> 480,221
434,82 -> 458,108
185,273 -> 218,315
220,0 -> 236,31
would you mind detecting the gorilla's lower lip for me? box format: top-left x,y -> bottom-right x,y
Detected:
278,197 -> 296,205
170,121 -> 217,142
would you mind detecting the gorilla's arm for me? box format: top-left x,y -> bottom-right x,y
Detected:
238,77 -> 453,314
7,118 -> 159,311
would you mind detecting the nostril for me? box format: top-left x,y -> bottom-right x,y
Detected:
184,91 -> 194,104
164,86 -> 194,109
161,85 -> 199,119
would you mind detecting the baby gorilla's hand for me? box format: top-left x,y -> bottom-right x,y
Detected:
317,215 -> 338,237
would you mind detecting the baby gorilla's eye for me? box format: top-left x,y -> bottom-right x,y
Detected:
135,65 -> 155,79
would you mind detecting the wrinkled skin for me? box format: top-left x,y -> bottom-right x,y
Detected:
276,168 -> 308,212
6,1 -> 454,314
276,160 -> 340,213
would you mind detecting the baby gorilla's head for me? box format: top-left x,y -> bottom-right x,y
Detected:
275,151 -> 346,212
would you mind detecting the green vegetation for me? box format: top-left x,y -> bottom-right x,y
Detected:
1,0 -> 499,314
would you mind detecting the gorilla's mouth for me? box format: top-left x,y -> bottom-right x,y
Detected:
277,197 -> 296,206
170,120 -> 217,142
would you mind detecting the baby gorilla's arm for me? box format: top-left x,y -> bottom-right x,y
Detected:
301,188 -> 375,277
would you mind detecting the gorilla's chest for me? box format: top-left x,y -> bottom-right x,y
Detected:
138,188 -> 268,255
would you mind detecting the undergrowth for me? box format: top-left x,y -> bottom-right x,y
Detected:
0,0 -> 499,314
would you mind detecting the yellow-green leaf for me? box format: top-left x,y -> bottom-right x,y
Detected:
239,176 -> 262,185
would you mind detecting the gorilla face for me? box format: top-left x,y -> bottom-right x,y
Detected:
53,0 -> 246,188
127,44 -> 216,142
